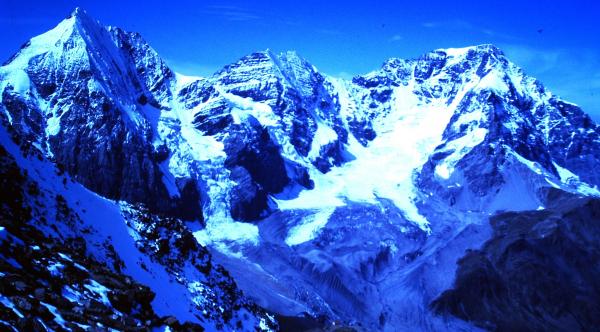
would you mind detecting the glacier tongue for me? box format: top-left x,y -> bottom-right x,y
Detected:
277,79 -> 452,231
275,61 -> 500,233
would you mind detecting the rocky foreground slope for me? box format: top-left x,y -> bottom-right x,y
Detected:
1,7 -> 599,331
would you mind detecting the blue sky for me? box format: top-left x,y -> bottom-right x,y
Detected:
2,0 -> 600,120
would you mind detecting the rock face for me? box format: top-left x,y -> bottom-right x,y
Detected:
0,137 -> 276,331
415,47 -> 600,211
432,189 -> 600,331
0,151 -> 167,330
1,8 -> 201,221
2,7 -> 600,332
213,50 -> 347,167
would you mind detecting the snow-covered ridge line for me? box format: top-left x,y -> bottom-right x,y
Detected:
2,6 -> 598,235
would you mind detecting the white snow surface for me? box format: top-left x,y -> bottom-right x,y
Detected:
434,127 -> 488,180
553,162 -> 600,196
285,207 -> 336,246
84,280 -> 112,307
308,120 -> 338,160
277,73 -> 486,232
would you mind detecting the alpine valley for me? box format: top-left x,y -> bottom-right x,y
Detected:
1,8 -> 600,332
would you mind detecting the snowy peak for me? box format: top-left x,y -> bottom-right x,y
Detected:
358,43 -> 516,92
0,8 -> 206,222
107,26 -> 175,106
2,7 -> 597,225
204,48 -> 343,159
342,42 -> 600,217
413,47 -> 600,212
4,6 -> 104,67
2,6 -> 173,109
271,50 -> 324,95
436,44 -> 505,59
214,49 -> 325,98
69,6 -> 103,31
70,6 -> 92,19
3,8 -> 118,97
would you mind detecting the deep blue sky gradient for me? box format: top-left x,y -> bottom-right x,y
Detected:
2,0 -> 599,119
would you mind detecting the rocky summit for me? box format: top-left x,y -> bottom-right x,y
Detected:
1,7 -> 599,332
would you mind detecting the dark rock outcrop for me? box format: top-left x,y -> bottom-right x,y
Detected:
432,189 -> 600,331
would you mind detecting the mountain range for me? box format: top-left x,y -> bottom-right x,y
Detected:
1,8 -> 599,331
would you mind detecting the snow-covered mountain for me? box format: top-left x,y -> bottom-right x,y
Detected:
0,8 -> 276,331
1,7 -> 600,331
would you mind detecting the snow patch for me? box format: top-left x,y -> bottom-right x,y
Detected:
39,302 -> 69,329
285,207 -> 336,246
46,115 -> 62,136
441,46 -> 475,58
553,162 -> 600,196
0,295 -> 24,318
220,88 -> 279,127
84,280 -> 112,307
47,261 -> 65,277
435,127 -> 488,180
477,70 -> 509,93
435,164 -> 452,180
2,70 -> 31,95
174,72 -> 202,90
193,217 -> 260,249
508,148 -> 546,176
307,121 -> 338,160
62,285 -> 81,303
